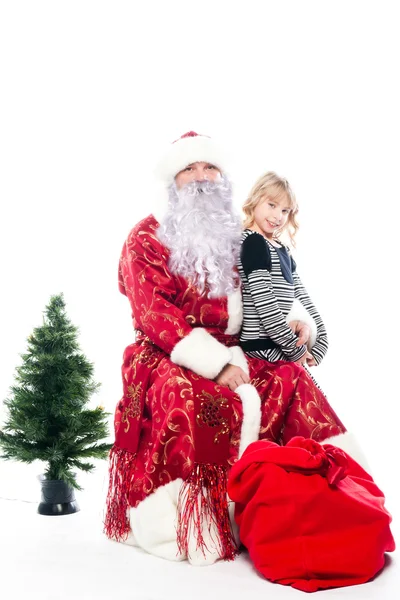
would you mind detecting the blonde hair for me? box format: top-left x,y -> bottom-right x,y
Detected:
242,171 -> 299,246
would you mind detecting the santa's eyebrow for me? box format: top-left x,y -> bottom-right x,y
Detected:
186,162 -> 216,167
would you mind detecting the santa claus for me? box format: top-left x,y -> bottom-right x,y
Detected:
104,131 -> 363,566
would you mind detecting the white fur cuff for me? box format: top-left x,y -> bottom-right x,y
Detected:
170,328 -> 232,380
235,383 -> 262,458
229,346 -> 249,376
224,289 -> 243,335
286,298 -> 317,349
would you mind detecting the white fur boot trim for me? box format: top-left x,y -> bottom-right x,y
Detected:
228,498 -> 240,547
128,479 -> 186,561
186,494 -> 222,567
121,519 -> 138,547
183,487 -> 233,567
235,383 -> 262,458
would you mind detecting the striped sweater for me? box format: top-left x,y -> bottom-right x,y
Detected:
237,229 -> 328,365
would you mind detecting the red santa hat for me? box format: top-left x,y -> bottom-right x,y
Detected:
154,131 -> 230,185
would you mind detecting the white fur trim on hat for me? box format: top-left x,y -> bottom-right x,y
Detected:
170,328 -> 232,380
155,132 -> 230,185
286,298 -> 317,349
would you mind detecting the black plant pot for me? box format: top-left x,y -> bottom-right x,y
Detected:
38,477 -> 80,516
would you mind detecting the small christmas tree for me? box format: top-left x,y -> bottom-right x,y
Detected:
0,294 -> 111,490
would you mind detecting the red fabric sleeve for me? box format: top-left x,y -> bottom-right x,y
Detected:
118,221 -> 193,355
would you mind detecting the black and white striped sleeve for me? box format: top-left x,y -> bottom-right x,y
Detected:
292,268 -> 328,365
241,234 -> 307,361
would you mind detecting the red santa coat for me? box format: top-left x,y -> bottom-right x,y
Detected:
104,215 -> 346,560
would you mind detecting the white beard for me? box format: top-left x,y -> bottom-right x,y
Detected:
157,177 -> 242,298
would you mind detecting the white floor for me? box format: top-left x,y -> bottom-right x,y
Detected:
1,457 -> 398,600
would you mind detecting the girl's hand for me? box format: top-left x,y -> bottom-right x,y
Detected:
215,364 -> 250,391
306,355 -> 317,367
288,319 -> 311,348
294,350 -> 314,367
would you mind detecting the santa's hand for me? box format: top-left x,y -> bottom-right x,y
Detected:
215,364 -> 250,391
288,320 -> 311,347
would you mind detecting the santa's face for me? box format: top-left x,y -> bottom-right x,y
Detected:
175,161 -> 221,189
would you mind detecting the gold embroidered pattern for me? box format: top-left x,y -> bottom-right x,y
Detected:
137,344 -> 160,368
122,382 -> 143,433
196,391 -> 230,444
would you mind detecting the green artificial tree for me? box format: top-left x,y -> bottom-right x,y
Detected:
0,294 -> 111,491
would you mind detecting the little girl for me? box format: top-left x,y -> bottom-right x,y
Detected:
238,172 -> 327,367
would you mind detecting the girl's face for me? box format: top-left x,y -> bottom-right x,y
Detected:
175,161 -> 221,189
251,194 -> 291,239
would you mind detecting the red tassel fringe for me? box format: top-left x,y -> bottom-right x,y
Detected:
103,445 -> 136,541
177,464 -> 239,561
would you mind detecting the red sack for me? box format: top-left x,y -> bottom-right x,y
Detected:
228,437 -> 395,592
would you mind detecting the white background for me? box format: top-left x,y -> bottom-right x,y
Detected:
0,3 -> 399,596
1,0 -> 399,469
2,0 -> 399,457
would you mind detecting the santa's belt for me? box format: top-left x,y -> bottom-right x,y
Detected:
135,328 -> 239,348
240,339 -> 279,351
